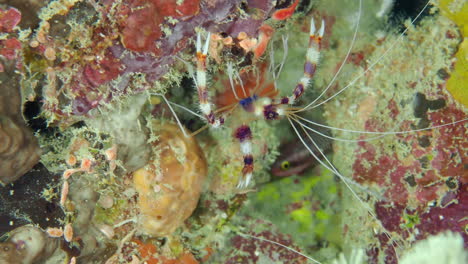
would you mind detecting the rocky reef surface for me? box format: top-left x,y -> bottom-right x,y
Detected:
0,6 -> 41,185
0,0 -> 467,264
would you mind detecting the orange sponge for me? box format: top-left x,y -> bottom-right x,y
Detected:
133,121 -> 207,236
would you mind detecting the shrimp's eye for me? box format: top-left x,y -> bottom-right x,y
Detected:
280,161 -> 290,170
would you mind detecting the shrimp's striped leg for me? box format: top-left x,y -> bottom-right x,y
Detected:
196,32 -> 224,127
234,125 -> 254,188
276,18 -> 324,105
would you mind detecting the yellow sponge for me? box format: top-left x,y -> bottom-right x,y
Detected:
438,0 -> 468,107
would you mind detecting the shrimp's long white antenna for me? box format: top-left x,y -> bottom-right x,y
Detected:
289,116 -> 374,215
289,116 -> 387,198
294,114 -> 468,136
168,101 -> 204,119
269,34 -> 290,92
276,34 -> 290,81
292,114 -> 387,142
288,116 -> 403,253
226,62 -> 240,100
269,43 -> 279,91
301,0 -> 363,110
238,232 -> 322,264
175,55 -> 198,87
268,41 -> 278,91
158,93 -> 190,138
302,0 -> 431,111
235,70 -> 247,97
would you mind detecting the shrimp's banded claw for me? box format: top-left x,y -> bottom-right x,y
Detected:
195,32 -> 210,106
196,31 -> 211,55
275,18 -> 325,106
310,18 -> 325,39
237,172 -> 253,189
234,125 -> 254,189
194,31 -> 224,128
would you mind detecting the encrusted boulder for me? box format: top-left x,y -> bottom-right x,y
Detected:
0,59 -> 40,185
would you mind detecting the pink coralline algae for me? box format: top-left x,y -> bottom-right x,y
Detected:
0,38 -> 21,61
0,7 -> 22,66
351,83 -> 468,261
0,7 -> 21,32
373,182 -> 467,262
117,0 -> 201,54
226,219 -> 308,264
353,97 -> 467,206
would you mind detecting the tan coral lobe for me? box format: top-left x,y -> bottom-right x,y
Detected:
133,121 -> 207,236
0,60 -> 41,185
0,119 -> 40,185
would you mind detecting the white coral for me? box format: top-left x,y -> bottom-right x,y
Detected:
400,232 -> 468,264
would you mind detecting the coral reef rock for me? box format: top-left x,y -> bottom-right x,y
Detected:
0,225 -> 60,264
0,59 -> 40,185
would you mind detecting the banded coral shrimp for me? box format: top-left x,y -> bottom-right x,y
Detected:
158,0 -> 468,263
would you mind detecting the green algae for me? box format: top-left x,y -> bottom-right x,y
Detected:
235,164 -> 342,263
257,184 -> 281,201
402,212 -> 420,229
